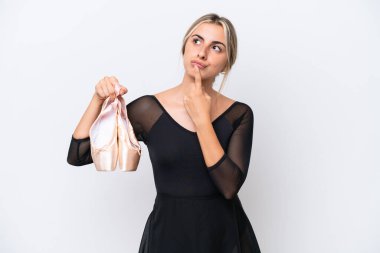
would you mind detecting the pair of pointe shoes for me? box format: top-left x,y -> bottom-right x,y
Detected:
89,83 -> 141,172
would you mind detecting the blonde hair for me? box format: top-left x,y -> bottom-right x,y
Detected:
181,13 -> 238,94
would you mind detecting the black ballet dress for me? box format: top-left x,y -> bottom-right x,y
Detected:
67,94 -> 261,253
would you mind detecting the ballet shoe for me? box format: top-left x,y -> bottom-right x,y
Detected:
89,95 -> 119,171
116,85 -> 141,171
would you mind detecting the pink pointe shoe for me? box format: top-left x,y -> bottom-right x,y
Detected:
89,82 -> 141,172
116,93 -> 141,171
89,95 -> 119,171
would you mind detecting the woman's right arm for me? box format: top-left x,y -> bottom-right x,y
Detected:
67,76 -> 127,166
72,93 -> 104,139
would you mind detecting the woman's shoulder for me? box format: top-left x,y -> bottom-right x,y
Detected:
126,94 -> 153,104
217,93 -> 253,114
125,94 -> 161,118
215,94 -> 254,130
125,94 -> 156,108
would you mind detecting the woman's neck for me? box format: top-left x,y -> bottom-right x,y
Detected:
176,72 -> 217,97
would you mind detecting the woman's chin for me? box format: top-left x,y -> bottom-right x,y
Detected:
185,69 -> 212,79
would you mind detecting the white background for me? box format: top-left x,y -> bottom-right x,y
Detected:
0,0 -> 379,252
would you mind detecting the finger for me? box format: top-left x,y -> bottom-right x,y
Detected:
194,65 -> 202,90
109,76 -> 119,86
120,85 -> 128,95
105,81 -> 116,99
99,80 -> 108,97
99,85 -> 107,100
95,86 -> 105,100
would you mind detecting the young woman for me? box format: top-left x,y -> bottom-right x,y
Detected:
67,13 -> 261,253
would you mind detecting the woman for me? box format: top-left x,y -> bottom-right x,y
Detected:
67,13 -> 261,253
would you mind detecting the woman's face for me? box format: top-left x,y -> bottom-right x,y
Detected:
183,22 -> 228,82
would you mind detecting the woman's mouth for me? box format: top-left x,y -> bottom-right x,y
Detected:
191,61 -> 206,69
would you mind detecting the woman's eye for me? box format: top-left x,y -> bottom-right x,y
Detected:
193,38 -> 201,44
213,45 -> 222,52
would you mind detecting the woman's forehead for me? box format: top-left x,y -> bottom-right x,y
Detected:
191,23 -> 226,43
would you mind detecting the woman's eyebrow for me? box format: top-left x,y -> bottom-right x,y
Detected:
192,34 -> 226,48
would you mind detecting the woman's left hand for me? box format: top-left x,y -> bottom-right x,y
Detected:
183,65 -> 212,127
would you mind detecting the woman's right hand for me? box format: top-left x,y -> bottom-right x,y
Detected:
93,76 -> 128,102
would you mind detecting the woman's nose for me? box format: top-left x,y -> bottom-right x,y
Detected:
197,47 -> 207,60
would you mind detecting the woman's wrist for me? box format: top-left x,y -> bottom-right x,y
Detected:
92,93 -> 105,105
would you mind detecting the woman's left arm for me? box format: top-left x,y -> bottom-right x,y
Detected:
196,107 -> 254,200
184,65 -> 254,200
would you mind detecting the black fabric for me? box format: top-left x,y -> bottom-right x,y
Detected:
67,94 -> 261,253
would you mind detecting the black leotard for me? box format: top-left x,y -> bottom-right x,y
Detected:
67,94 -> 261,253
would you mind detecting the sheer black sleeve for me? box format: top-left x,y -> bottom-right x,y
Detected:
206,105 -> 254,199
66,95 -> 157,166
67,135 -> 93,166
